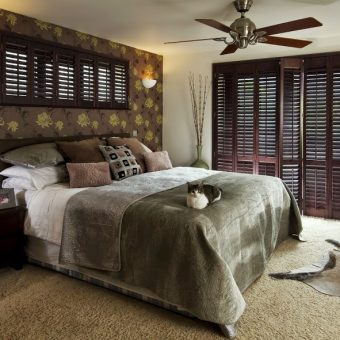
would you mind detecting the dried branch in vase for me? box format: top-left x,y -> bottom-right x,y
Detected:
188,73 -> 211,146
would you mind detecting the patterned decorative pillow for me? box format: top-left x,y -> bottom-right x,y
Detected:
66,162 -> 112,188
99,145 -> 141,180
144,151 -> 173,172
106,137 -> 152,173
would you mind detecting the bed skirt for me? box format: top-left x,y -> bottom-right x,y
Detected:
25,236 -> 195,319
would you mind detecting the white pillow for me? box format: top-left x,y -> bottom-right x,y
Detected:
0,165 -> 67,190
2,177 -> 35,190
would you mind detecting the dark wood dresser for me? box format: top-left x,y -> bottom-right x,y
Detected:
0,206 -> 26,269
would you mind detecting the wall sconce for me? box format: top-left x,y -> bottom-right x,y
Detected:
142,78 -> 157,88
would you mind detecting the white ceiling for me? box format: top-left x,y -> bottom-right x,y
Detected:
0,0 -> 339,57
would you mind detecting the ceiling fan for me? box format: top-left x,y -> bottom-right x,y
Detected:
164,0 -> 322,55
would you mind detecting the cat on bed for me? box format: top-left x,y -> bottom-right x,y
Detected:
186,181 -> 222,209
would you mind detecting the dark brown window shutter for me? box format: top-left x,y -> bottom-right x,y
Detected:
57,53 -> 75,105
3,41 -> 29,103
79,57 -> 95,106
32,47 -> 54,105
0,32 -> 129,109
97,61 -> 112,107
114,62 -> 128,107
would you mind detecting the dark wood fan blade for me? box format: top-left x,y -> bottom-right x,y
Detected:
220,44 -> 238,55
256,17 -> 322,36
195,19 -> 232,34
164,37 -> 225,44
261,36 -> 312,48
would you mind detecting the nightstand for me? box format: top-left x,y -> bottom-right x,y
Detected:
0,206 -> 26,270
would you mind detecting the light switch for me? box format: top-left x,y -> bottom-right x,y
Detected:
132,130 -> 138,137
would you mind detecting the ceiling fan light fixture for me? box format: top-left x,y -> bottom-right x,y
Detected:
229,16 -> 256,48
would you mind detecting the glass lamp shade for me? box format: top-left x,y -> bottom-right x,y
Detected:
142,79 -> 157,88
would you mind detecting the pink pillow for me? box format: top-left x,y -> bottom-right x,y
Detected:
144,151 -> 173,172
66,162 -> 112,188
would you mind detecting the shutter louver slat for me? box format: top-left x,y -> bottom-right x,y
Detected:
237,161 -> 253,174
4,43 -> 28,98
305,165 -> 327,212
80,58 -> 95,103
57,54 -> 75,102
281,68 -> 302,208
98,62 -> 111,103
34,49 -> 54,100
282,165 -> 300,205
114,63 -> 127,104
215,73 -> 234,171
332,71 -> 340,160
237,76 -> 254,157
258,163 -> 276,176
331,70 -> 340,218
258,74 -> 278,157
332,167 -> 340,218
305,72 -> 327,161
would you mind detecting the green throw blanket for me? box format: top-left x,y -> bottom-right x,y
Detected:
60,168 -> 302,325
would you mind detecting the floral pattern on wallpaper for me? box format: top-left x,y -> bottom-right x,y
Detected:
0,9 -> 163,151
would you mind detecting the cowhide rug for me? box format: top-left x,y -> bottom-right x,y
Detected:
269,240 -> 340,297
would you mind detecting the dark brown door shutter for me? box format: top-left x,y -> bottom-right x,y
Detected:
213,72 -> 234,172
258,73 -> 278,176
304,68 -> 327,217
236,74 -> 255,173
331,67 -> 340,218
280,59 -> 303,209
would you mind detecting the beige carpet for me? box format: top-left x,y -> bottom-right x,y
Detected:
0,217 -> 339,340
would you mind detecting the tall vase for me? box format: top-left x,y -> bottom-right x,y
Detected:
191,144 -> 209,169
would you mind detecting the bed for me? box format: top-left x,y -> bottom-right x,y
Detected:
0,135 -> 302,338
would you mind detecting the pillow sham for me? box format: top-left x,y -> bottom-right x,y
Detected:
106,137 -> 152,173
0,143 -> 64,168
0,165 -> 68,190
67,162 -> 112,188
2,177 -> 36,191
144,151 -> 173,172
99,145 -> 141,180
56,138 -> 105,163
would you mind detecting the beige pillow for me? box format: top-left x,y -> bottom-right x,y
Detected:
144,151 -> 173,172
57,138 -> 104,163
106,137 -> 151,173
66,162 -> 112,188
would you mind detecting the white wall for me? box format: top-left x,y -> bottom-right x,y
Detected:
163,36 -> 340,168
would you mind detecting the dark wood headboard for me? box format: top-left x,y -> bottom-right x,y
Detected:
0,133 -> 130,179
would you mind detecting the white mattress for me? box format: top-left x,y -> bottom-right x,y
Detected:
23,167 -> 217,245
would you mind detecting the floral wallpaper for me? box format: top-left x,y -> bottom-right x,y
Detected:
0,9 -> 163,150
